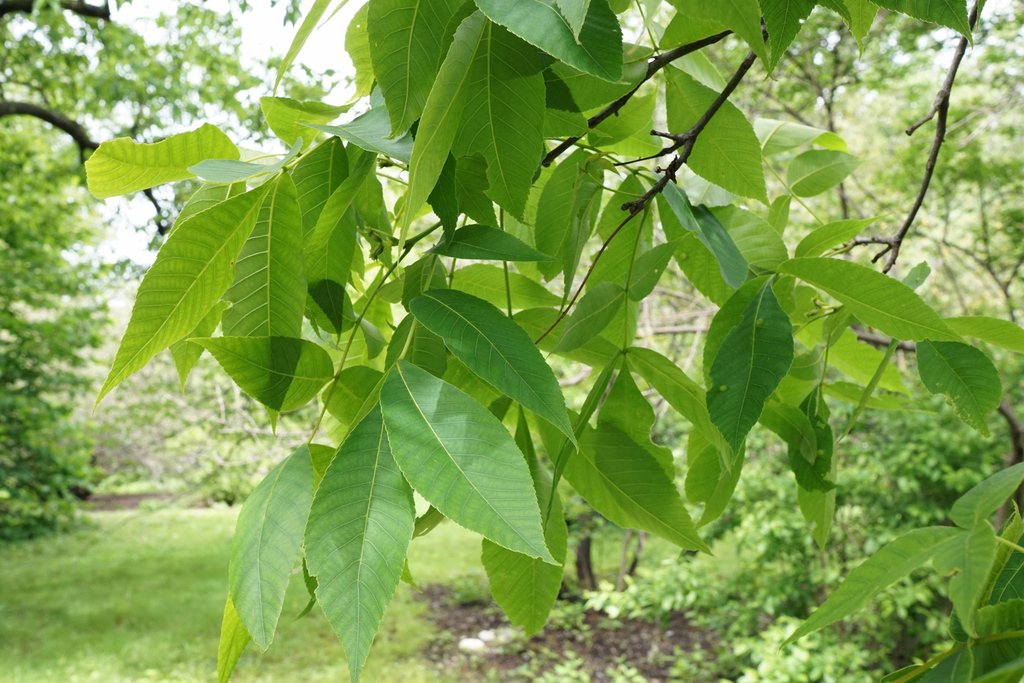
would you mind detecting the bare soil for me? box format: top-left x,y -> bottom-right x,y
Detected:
417,585 -> 715,682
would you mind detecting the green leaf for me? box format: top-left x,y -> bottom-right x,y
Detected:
290,137 -> 351,239
697,436 -> 746,526
305,405 -> 416,683
347,3 -> 375,98
217,595 -> 250,683
601,364 -> 674,478
326,366 -> 386,435
453,264 -> 561,309
665,68 -> 767,203
660,222 -> 732,306
843,0 -> 879,50
667,0 -> 770,69
380,361 -> 554,562
428,225 -> 556,261
229,445 -> 314,650
548,43 -> 647,110
555,0 -> 591,38
703,276 -> 767,386
903,261 -> 932,290
821,329 -> 910,395
714,205 -> 788,274
628,346 -> 731,461
534,150 -> 601,281
628,241 -> 678,301
973,658 -> 1024,683
759,400 -> 818,468
385,317 -> 448,378
937,521 -> 999,637
401,11 -> 487,239
662,182 -> 748,289
260,97 -> 350,147
977,599 -> 1024,638
707,282 -> 794,453
482,410 -> 567,636
951,463 -> 1024,530
367,0 -> 467,135
778,257 -> 961,341
946,316 -> 1024,354
189,139 -> 302,184
871,0 -> 972,37
516,308 -> 621,367
428,156 -> 460,245
455,153 -> 499,227
918,341 -> 1002,437
170,182 -> 246,235
96,184 -> 271,404
85,123 -> 238,199
785,526 -> 967,644
411,289 -> 575,443
795,217 -> 878,258
452,22 -> 546,220
754,118 -> 831,156
197,337 -> 334,412
274,0 -> 338,92
551,282 -> 626,353
304,151 -> 376,289
222,174 -> 306,338
758,0 -> 817,72
787,150 -> 861,197
473,0 -> 623,82
169,301 -> 229,391
571,423 -> 709,552
685,430 -> 721,504
307,100 -> 413,162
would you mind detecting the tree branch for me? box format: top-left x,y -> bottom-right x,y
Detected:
848,1 -> 980,274
535,50 -> 757,345
0,0 -> 111,21
540,30 -> 733,168
0,100 -> 98,154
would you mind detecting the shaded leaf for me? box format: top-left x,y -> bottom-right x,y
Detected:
662,182 -> 748,289
380,361 -> 554,562
918,341 -> 1002,436
707,283 -> 794,453
453,264 -> 561,309
551,282 -> 626,353
951,462 -> 1024,530
169,301 -> 229,391
411,289 -> 575,443
197,337 -> 334,412
428,225 -> 557,261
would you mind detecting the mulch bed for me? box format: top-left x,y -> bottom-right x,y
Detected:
417,585 -> 715,682
84,493 -> 176,511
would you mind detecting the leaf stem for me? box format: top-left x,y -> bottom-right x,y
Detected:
764,162 -> 825,225
997,535 -> 1024,554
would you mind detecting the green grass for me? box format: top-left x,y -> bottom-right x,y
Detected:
0,507 -> 484,683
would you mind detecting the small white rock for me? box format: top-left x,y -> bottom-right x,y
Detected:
458,637 -> 487,653
494,627 -> 516,644
477,629 -> 496,642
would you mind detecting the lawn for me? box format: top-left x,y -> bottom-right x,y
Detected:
0,507 -> 486,683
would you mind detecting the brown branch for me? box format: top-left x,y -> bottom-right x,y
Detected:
540,31 -> 733,168
848,1 -> 980,274
0,0 -> 110,20
535,51 -> 758,345
0,100 -> 98,154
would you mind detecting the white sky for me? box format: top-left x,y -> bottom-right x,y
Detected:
100,0 -> 361,266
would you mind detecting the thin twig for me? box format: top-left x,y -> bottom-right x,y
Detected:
541,31 -> 733,167
849,1 -> 980,273
534,51 -> 758,345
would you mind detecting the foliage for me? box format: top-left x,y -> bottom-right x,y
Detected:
0,124 -> 107,541
79,0 -> 1024,680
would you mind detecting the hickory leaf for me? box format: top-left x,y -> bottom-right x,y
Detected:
229,445 -> 314,650
380,361 -> 555,563
917,341 -> 1002,436
428,225 -> 557,261
706,282 -> 794,453
97,183 -> 271,405
85,123 -> 238,198
411,290 -> 574,442
778,258 -> 961,342
305,405 -> 416,683
473,0 -> 623,82
196,337 -> 334,412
